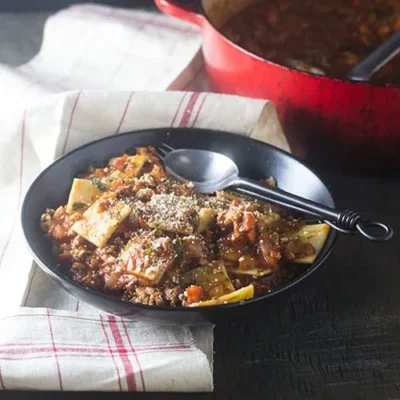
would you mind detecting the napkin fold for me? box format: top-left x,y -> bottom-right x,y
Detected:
0,3 -> 289,391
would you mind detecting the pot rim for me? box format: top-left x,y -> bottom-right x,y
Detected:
198,0 -> 400,89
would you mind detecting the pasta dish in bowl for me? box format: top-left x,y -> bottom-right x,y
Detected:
21,128 -> 336,322
39,147 -> 330,308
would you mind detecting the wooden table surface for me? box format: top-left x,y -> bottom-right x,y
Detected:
2,2 -> 400,399
5,165 -> 400,400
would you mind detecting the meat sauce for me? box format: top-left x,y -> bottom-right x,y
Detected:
40,147 -> 330,307
220,0 -> 400,83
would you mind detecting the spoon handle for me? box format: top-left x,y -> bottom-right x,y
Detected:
231,178 -> 393,242
346,31 -> 400,82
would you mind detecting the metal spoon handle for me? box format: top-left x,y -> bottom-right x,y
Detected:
231,178 -> 393,242
346,31 -> 400,82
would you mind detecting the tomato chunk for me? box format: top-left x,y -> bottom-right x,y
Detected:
109,154 -> 128,171
186,285 -> 204,304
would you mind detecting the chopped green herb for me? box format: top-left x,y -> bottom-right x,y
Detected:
72,202 -> 87,210
90,176 -> 106,191
145,248 -> 152,255
174,237 -> 184,259
80,251 -> 91,261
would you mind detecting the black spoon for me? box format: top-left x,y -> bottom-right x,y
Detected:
158,144 -> 393,242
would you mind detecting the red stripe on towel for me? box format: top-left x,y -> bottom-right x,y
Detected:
46,309 -> 64,391
115,91 -> 135,135
122,319 -> 146,392
108,316 -> 136,391
191,93 -> 208,127
0,343 -> 190,355
170,92 -> 188,127
100,315 -> 122,391
178,92 -> 201,127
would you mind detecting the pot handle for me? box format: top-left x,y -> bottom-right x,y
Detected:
155,0 -> 205,27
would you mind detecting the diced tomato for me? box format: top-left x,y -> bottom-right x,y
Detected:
270,250 -> 280,259
53,206 -> 66,220
111,179 -> 125,190
231,199 -> 240,207
186,285 -> 204,304
50,225 -> 62,240
95,168 -> 106,178
247,228 -> 256,243
109,154 -> 128,171
241,212 -> 255,232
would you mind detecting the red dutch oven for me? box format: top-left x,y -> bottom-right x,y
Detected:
155,0 -> 400,172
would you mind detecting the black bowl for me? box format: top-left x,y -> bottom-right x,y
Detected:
21,128 -> 337,324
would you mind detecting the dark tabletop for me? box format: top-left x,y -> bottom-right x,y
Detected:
2,2 -> 400,400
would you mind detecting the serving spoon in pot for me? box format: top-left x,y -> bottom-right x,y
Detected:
157,144 -> 393,242
346,31 -> 400,82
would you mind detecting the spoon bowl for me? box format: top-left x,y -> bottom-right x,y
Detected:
164,148 -> 239,193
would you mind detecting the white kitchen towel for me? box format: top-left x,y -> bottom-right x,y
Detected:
0,308 -> 213,392
0,3 -> 289,391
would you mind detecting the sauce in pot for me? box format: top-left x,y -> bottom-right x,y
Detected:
220,0 -> 400,83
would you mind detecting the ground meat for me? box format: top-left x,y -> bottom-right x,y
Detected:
129,287 -> 165,306
181,235 -> 209,267
45,206 -> 81,242
170,183 -> 196,197
163,286 -> 183,306
72,267 -> 102,290
136,188 -> 154,201
119,273 -> 139,286
217,203 -> 242,232
114,184 -> 137,198
95,237 -> 126,262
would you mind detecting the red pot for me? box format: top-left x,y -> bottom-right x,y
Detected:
155,0 -> 400,172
